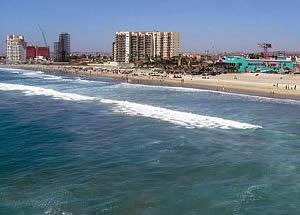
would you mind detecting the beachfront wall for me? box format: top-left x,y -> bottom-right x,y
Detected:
225,56 -> 294,73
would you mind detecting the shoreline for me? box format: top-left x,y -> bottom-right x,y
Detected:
2,64 -> 300,101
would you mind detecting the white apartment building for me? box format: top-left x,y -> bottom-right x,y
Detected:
6,35 -> 27,63
113,31 -> 180,63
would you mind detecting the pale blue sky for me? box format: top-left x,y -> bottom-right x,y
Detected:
1,0 -> 300,53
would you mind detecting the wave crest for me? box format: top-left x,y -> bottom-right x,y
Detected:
0,82 -> 262,130
101,99 -> 262,130
0,83 -> 95,101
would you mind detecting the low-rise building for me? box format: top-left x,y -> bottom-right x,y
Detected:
183,53 -> 202,60
224,56 -> 294,73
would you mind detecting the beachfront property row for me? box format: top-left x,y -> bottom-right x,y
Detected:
6,35 -> 50,63
6,33 -> 70,64
221,56 -> 294,73
112,31 -> 180,63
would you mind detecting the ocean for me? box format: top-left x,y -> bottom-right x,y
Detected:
1,67 -> 300,215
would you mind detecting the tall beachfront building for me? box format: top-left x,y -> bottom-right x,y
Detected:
6,35 -> 27,63
112,31 -> 180,63
54,33 -> 71,62
152,32 -> 180,59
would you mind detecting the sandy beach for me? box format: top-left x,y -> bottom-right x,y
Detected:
2,64 -> 300,100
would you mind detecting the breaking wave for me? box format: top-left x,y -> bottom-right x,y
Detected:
118,83 -> 300,105
74,78 -> 99,83
22,71 -> 64,80
101,99 -> 262,130
0,68 -> 24,72
0,83 -> 95,101
2,68 -> 105,83
117,83 -> 206,92
0,83 -> 262,129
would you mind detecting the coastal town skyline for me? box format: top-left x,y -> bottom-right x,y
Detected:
2,1 -> 300,213
1,0 -> 300,54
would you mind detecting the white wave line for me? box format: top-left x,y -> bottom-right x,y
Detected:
118,83 -> 300,105
0,82 -> 262,130
2,68 -> 104,83
101,99 -> 262,130
0,83 -> 95,101
0,68 -> 25,72
22,71 -> 64,80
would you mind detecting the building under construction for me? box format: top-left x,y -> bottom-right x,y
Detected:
54,33 -> 71,62
26,46 -> 50,59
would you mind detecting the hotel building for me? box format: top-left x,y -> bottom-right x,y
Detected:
6,35 -> 27,63
112,31 -> 180,63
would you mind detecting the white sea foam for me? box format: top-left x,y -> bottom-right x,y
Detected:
22,71 -> 63,80
118,83 -> 300,105
0,83 -> 95,101
23,71 -> 43,75
22,72 -> 36,76
41,75 -> 63,80
117,83 -> 205,92
101,99 -> 262,129
75,78 -> 98,83
0,82 -> 262,129
0,68 -> 24,74
3,68 -> 104,83
2,68 -> 66,81
0,68 -> 24,72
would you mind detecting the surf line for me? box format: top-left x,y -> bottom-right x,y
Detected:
0,82 -> 262,130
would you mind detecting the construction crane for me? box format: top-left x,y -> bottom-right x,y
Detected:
258,43 -> 272,58
38,24 -> 48,47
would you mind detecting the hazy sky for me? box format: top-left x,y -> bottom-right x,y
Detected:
1,0 -> 300,54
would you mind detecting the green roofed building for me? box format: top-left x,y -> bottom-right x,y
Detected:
224,56 -> 294,73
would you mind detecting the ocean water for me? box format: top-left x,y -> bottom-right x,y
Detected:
1,68 -> 300,215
